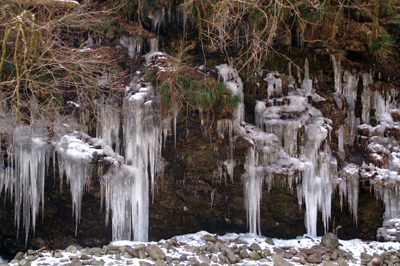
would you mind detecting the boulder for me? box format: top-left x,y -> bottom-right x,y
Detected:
216,242 -> 236,263
321,233 -> 339,251
187,257 -> 200,266
18,260 -> 30,266
134,244 -> 145,250
250,243 -> 261,251
14,252 -> 24,260
249,252 -> 261,260
155,260 -> 166,266
70,259 -> 82,266
66,245 -> 78,254
330,251 -> 338,260
337,257 -> 349,266
272,254 -> 294,266
265,238 -> 275,245
324,261 -> 338,266
239,249 -> 249,259
198,254 -> 211,264
126,247 -> 138,257
92,260 -> 105,266
186,246 -> 200,254
306,253 -> 323,263
145,245 -> 166,260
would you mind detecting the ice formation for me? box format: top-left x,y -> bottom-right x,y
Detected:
217,60 -> 341,237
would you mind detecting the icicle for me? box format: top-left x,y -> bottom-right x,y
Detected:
173,105 -> 178,148
55,134 -> 94,236
96,96 -> 120,153
242,147 -> 262,235
183,12 -> 187,39
331,55 -> 342,93
150,38 -> 159,52
219,28 -> 224,52
301,59 -> 313,94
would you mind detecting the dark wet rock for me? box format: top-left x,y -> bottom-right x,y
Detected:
180,254 -> 187,261
81,260 -> 91,265
250,243 -> 261,251
272,254 -> 294,266
321,233 -> 339,251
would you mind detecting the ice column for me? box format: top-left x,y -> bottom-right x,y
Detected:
242,148 -> 263,235
102,82 -> 162,241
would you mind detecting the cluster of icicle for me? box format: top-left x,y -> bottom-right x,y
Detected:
0,99 -> 101,244
215,60 -> 372,237
332,54 -> 400,240
0,49 -> 174,243
98,74 -> 167,242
